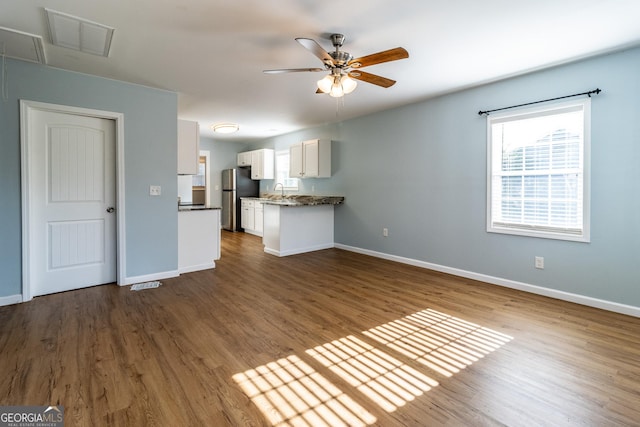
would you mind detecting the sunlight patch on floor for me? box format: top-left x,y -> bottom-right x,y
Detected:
363,308 -> 513,378
306,335 -> 439,412
233,308 -> 513,424
232,355 -> 377,427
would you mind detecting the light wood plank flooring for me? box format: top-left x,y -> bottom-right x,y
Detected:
1,232 -> 639,426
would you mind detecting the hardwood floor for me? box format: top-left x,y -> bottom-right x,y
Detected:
1,231 -> 639,426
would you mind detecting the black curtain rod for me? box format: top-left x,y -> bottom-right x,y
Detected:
478,88 -> 602,116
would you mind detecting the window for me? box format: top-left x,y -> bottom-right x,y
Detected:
487,99 -> 590,242
275,150 -> 299,190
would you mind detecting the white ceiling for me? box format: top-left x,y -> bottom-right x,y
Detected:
3,0 -> 640,141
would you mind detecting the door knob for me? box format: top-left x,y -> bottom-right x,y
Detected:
106,207 -> 115,213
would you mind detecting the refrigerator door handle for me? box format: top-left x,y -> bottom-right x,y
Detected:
221,190 -> 236,230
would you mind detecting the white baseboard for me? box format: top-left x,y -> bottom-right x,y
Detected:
0,294 -> 23,307
121,270 -> 180,286
264,247 -> 280,257
178,262 -> 216,275
265,243 -> 334,257
1,271 -> 181,304
335,243 -> 640,318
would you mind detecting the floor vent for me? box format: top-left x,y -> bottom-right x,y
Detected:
130,281 -> 161,291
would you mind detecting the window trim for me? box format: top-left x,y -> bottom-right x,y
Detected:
486,98 -> 591,242
275,149 -> 299,190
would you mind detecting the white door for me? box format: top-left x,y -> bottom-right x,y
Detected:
26,109 -> 116,297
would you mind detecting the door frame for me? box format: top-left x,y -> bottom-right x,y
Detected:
20,100 -> 126,302
200,150 -> 211,207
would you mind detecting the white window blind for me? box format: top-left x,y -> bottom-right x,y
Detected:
487,99 -> 590,242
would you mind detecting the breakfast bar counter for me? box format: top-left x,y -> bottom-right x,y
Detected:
261,195 -> 344,257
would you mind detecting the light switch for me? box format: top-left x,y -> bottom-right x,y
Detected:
150,185 -> 161,196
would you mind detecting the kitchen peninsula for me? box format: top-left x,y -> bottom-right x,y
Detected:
178,206 -> 221,273
260,195 -> 344,257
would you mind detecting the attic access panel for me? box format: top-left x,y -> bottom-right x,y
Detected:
0,26 -> 46,64
45,8 -> 114,57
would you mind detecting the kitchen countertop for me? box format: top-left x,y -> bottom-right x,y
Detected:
178,204 -> 221,211
241,195 -> 344,207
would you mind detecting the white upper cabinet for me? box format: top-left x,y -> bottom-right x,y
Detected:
289,139 -> 331,178
251,149 -> 274,180
289,143 -> 304,178
238,149 -> 275,179
237,151 -> 252,167
177,119 -> 200,175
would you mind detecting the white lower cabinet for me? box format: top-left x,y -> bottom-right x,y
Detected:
241,199 -> 255,231
241,199 -> 263,236
254,201 -> 264,234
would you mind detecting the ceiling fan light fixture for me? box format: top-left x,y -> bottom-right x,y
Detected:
211,123 -> 239,134
317,75 -> 333,93
329,78 -> 344,98
341,75 -> 357,94
321,74 -> 357,98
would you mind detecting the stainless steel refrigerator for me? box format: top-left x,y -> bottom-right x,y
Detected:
221,168 -> 259,231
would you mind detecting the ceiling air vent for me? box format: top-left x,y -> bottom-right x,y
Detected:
0,26 -> 46,64
45,8 -> 114,57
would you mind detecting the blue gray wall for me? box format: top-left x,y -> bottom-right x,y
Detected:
253,47 -> 640,308
0,59 -> 178,297
2,46 -> 638,309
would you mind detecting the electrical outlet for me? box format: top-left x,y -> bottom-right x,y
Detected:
383,227 -> 389,237
149,185 -> 161,196
535,256 -> 544,269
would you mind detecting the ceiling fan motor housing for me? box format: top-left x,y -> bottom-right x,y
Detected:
330,51 -> 353,67
330,33 -> 345,48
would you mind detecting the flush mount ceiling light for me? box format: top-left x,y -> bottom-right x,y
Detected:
45,8 -> 114,57
211,123 -> 239,134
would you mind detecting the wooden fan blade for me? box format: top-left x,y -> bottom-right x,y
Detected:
348,47 -> 409,68
263,68 -> 324,74
295,38 -> 334,66
348,70 -> 396,88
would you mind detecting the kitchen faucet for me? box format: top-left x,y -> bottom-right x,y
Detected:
274,183 -> 285,198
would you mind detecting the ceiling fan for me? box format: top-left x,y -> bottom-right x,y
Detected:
263,34 -> 409,98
